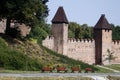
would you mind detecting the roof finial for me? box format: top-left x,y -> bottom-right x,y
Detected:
101,14 -> 105,17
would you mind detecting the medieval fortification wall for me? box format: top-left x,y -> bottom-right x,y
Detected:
42,36 -> 54,50
42,37 -> 95,64
67,39 -> 95,64
42,7 -> 120,65
112,41 -> 120,63
42,27 -> 120,65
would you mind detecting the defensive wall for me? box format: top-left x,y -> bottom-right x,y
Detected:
42,7 -> 120,65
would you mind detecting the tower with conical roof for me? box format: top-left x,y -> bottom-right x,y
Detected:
51,7 -> 68,55
94,14 -> 112,65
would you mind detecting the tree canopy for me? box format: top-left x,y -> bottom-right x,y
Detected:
68,22 -> 120,40
0,0 -> 48,25
68,22 -> 93,39
0,0 -> 49,37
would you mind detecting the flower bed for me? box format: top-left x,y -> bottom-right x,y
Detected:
41,67 -> 52,72
71,67 -> 81,73
56,67 -> 67,73
85,68 -> 94,73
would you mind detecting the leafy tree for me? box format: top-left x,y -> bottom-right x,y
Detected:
112,25 -> 120,40
68,22 -> 81,39
75,27 -> 82,39
68,30 -> 74,38
68,22 -> 93,39
106,49 -> 116,64
28,21 -> 51,44
0,0 -> 48,37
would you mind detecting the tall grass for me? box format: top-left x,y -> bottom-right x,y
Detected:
0,37 -> 42,71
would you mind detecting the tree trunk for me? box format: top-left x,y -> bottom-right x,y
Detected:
5,18 -> 11,35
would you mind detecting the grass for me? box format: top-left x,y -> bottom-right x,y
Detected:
0,36 -> 114,73
107,76 -> 120,80
0,70 -> 40,74
0,76 -> 93,80
94,66 -> 114,73
104,64 -> 120,71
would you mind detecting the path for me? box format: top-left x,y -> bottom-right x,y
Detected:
0,73 -> 120,77
0,73 -> 120,80
97,65 -> 120,73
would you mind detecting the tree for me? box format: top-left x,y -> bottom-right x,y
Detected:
68,22 -> 93,39
27,20 -> 51,44
106,49 -> 116,64
0,0 -> 48,37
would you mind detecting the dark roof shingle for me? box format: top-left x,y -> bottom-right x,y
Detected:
52,7 -> 68,24
94,14 -> 112,30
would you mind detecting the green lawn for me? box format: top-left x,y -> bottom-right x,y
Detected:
94,66 -> 114,73
0,76 -> 92,80
105,64 -> 120,71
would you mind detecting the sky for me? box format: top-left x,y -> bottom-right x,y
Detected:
46,0 -> 120,26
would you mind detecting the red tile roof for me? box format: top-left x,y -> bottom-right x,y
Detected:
52,7 -> 68,24
94,14 -> 112,30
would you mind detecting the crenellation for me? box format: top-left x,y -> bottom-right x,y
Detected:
42,36 -> 54,50
68,38 -> 95,44
113,40 -> 120,45
42,7 -> 120,65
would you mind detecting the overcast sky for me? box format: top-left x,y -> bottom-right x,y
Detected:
46,0 -> 120,26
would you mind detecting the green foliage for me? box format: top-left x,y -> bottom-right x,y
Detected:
0,0 -> 48,25
69,22 -> 120,40
95,66 -> 114,73
105,64 -> 120,71
28,22 -> 51,44
0,48 -> 42,70
0,37 -> 8,48
106,49 -> 116,63
68,22 -> 93,39
111,24 -> 120,40
0,0 -> 49,38
0,37 -> 42,70
0,37 -> 113,72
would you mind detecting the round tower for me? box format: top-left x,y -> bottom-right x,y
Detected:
94,14 -> 112,65
51,7 -> 68,55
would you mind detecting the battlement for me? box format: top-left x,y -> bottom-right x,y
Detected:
112,40 -> 120,45
68,38 -> 94,43
44,35 -> 54,40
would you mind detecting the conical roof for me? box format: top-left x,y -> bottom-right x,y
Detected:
94,14 -> 112,30
52,7 -> 68,24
